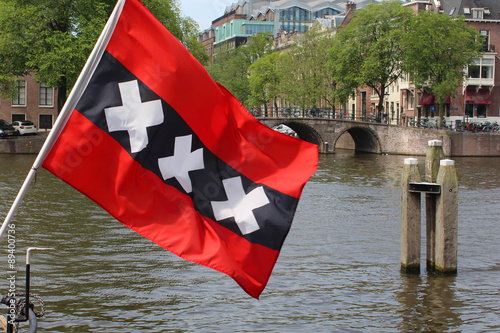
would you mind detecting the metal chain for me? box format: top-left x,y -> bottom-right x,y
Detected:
11,293 -> 46,333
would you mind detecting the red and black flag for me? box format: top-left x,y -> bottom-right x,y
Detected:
41,0 -> 318,298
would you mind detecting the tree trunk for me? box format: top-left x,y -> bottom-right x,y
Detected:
57,76 -> 67,114
438,103 -> 445,128
378,86 -> 386,123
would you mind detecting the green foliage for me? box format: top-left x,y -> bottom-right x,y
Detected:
330,0 -> 414,116
276,24 -> 337,108
207,32 -> 272,104
401,11 -> 483,109
247,52 -> 283,108
206,0 -> 484,119
0,0 -> 209,108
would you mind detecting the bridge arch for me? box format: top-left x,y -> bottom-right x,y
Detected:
335,126 -> 382,154
271,120 -> 324,150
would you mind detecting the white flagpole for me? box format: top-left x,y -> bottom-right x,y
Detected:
0,0 -> 127,242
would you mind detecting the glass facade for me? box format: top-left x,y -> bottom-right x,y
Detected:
279,6 -> 311,33
314,8 -> 340,19
215,20 -> 273,44
244,23 -> 274,35
279,6 -> 311,21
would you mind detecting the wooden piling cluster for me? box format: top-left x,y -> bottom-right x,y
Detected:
401,140 -> 458,274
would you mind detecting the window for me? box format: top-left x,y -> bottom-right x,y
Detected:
481,59 -> 494,79
480,30 -> 490,52
472,9 -> 483,19
361,91 -> 367,116
39,83 -> 53,106
468,58 -> 494,79
12,80 -> 26,106
408,91 -> 414,109
244,24 -> 273,35
11,114 -> 25,122
39,114 -> 53,130
313,8 -> 339,19
279,21 -> 308,33
465,103 -> 474,117
279,7 -> 310,22
477,104 -> 487,118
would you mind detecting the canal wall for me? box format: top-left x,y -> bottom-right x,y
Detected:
375,126 -> 453,156
0,132 -> 48,154
1,130 -> 500,156
449,131 -> 500,156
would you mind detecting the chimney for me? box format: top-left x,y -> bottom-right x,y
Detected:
346,1 -> 357,13
341,1 -> 357,26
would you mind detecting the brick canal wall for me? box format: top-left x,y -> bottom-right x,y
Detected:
1,130 -> 499,156
450,131 -> 500,156
0,132 -> 49,154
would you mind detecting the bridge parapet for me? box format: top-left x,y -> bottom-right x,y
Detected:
258,117 -> 452,156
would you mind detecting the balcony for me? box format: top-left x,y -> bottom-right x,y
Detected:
466,54 -> 495,87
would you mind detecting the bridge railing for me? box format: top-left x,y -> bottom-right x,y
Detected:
249,107 -> 381,123
250,107 -> 498,132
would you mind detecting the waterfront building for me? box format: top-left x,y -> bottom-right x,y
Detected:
0,73 -> 58,130
198,0 -> 376,61
347,0 -> 500,126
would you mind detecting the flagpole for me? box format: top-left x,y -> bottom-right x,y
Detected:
0,0 -> 127,243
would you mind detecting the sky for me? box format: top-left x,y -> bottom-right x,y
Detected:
179,0 -> 235,31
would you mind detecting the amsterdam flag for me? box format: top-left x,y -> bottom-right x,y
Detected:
41,0 -> 318,298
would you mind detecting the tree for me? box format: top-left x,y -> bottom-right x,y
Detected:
248,52 -> 283,114
331,0 -> 414,121
0,0 -> 207,111
207,32 -> 272,105
276,24 -> 337,111
401,11 -> 483,126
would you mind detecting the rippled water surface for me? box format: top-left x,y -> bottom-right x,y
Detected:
0,152 -> 499,332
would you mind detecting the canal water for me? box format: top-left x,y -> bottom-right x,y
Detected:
0,152 -> 499,332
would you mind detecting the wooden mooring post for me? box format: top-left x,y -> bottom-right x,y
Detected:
401,140 -> 458,274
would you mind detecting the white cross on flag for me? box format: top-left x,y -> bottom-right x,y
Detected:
40,0 -> 318,299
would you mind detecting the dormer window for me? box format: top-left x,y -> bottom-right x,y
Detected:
472,8 -> 484,19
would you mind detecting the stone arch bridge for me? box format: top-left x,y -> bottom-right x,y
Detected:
258,117 -> 452,155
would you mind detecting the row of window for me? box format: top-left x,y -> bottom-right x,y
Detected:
244,24 -> 274,35
279,21 -> 309,33
10,80 -> 54,107
279,7 -> 340,22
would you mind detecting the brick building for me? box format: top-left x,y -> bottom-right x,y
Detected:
0,73 -> 59,130
350,0 -> 500,126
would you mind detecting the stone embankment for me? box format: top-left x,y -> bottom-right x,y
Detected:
1,130 -> 499,156
0,131 -> 49,154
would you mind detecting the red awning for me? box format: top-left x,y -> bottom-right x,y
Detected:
465,89 -> 491,105
420,92 -> 434,105
420,93 -> 451,105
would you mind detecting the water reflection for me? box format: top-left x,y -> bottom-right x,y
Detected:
397,274 -> 461,332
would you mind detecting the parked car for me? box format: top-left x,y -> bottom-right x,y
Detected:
11,120 -> 38,135
0,119 -> 19,138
